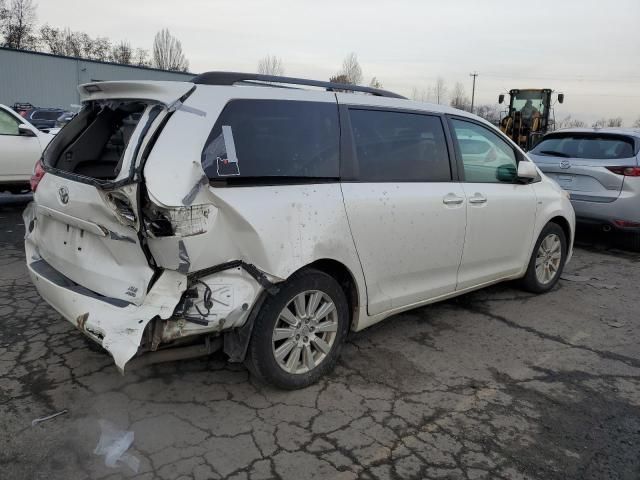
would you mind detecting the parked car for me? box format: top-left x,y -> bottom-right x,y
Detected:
0,104 -> 53,194
12,102 -> 35,117
55,111 -> 76,129
23,107 -> 67,131
24,74 -> 575,389
529,128 -> 640,230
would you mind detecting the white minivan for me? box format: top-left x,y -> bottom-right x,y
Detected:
24,73 -> 575,389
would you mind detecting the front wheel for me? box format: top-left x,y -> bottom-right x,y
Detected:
246,269 -> 349,389
521,223 -> 567,293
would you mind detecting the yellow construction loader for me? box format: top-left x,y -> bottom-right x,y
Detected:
498,89 -> 564,150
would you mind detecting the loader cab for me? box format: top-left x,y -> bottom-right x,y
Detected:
499,89 -> 561,151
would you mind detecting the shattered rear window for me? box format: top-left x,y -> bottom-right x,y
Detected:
44,102 -> 147,180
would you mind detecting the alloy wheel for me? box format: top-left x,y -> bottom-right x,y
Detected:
535,233 -> 562,285
271,290 -> 338,374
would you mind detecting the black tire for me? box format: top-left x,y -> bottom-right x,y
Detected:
520,222 -> 567,293
246,268 -> 349,389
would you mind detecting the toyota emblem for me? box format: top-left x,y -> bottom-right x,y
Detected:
58,186 -> 69,205
559,159 -> 571,169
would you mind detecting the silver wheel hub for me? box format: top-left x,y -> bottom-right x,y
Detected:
535,233 -> 562,285
272,290 -> 338,374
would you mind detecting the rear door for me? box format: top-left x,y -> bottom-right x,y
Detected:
339,100 -> 466,315
529,133 -> 638,203
30,81 -> 193,306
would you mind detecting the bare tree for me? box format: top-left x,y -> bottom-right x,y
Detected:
633,117 -> 640,129
111,40 -> 132,65
369,77 -> 382,89
433,77 -> 447,104
411,86 -> 429,102
152,28 -> 189,72
257,55 -> 284,76
1,0 -> 37,49
474,104 -> 501,125
333,52 -> 362,85
329,73 -> 350,84
450,82 -> 471,111
556,115 -> 586,129
91,37 -> 111,62
593,117 -> 623,128
39,24 -> 64,54
133,48 -> 149,67
607,117 -> 623,127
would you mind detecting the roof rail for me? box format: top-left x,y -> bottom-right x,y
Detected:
191,71 -> 407,99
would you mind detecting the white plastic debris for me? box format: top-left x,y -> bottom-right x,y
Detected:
31,409 -> 68,426
94,420 -> 140,473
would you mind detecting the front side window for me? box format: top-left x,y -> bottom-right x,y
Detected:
348,109 -> 451,182
451,119 -> 517,183
531,134 -> 635,160
201,100 -> 340,181
0,109 -> 20,136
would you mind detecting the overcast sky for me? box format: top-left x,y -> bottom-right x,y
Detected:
39,0 -> 640,126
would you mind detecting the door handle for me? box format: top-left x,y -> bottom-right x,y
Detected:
443,194 -> 464,205
468,193 -> 487,204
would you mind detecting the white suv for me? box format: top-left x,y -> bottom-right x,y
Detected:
24,73 -> 575,389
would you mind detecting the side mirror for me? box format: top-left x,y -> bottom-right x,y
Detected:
498,94 -> 505,104
557,93 -> 564,104
517,161 -> 538,181
18,124 -> 36,137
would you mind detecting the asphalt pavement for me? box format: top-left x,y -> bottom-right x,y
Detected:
1,193 -> 640,480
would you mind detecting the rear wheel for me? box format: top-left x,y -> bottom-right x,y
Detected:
521,223 -> 567,293
246,269 -> 349,389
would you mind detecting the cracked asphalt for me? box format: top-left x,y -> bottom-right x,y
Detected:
2,193 -> 640,480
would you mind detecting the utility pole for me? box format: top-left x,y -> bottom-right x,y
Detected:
469,72 -> 479,114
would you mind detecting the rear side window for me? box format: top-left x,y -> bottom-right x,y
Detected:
531,134 -> 635,160
201,100 -> 340,181
348,109 -> 451,182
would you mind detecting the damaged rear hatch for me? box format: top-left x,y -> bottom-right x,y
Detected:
24,80 -> 195,369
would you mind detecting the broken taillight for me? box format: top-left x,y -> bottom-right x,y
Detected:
606,166 -> 640,177
30,159 -> 45,192
144,205 -> 211,238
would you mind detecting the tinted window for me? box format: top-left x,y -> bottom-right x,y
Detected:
0,109 -> 20,135
202,100 -> 339,180
531,134 -> 635,160
32,110 -> 63,120
348,109 -> 451,182
451,119 -> 517,183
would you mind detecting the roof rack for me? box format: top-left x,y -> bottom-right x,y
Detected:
191,71 -> 407,99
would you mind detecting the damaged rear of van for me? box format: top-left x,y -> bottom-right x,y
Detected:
24,77 -> 365,388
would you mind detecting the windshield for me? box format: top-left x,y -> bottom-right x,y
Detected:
511,91 -> 546,118
532,134 -> 635,160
